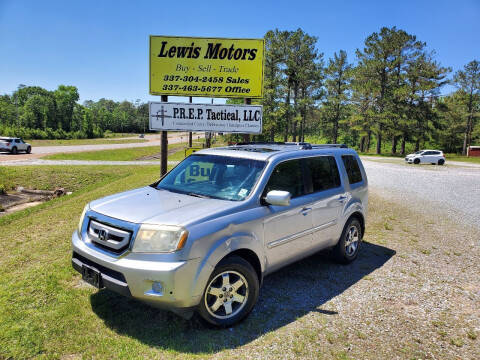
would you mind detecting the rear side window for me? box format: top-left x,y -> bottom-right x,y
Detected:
305,156 -> 340,192
264,159 -> 305,198
342,155 -> 363,184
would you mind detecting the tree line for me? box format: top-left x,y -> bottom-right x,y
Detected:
257,27 -> 479,155
1,26 -> 479,154
0,85 -> 149,140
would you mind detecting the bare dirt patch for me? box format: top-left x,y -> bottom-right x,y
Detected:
0,187 -> 69,216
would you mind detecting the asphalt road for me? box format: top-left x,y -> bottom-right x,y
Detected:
0,132 -> 203,162
362,157 -> 480,229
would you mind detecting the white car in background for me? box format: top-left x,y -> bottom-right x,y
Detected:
0,137 -> 32,154
405,150 -> 445,165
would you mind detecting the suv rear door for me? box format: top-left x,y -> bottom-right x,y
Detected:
304,155 -> 345,249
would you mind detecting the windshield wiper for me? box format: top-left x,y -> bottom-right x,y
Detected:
187,192 -> 212,199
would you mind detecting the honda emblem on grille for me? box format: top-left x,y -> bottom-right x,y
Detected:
98,229 -> 108,241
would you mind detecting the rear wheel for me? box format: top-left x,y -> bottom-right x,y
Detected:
333,218 -> 362,264
198,256 -> 259,327
11,147 -> 17,155
26,146 -> 31,154
438,159 -> 445,165
413,158 -> 420,164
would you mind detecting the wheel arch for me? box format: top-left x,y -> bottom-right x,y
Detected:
348,211 -> 365,239
220,248 -> 263,286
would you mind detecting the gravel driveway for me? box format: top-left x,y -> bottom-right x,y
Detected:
362,157 -> 480,229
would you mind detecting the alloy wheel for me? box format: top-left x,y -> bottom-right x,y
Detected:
204,270 -> 249,319
345,225 -> 360,256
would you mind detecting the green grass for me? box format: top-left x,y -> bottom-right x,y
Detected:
444,154 -> 480,164
357,152 -> 406,158
42,140 -> 218,162
28,138 -> 148,147
0,165 -> 137,192
43,144 -> 181,161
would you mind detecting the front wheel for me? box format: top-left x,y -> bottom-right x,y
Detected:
413,158 -> 420,164
197,256 -> 259,327
333,218 -> 363,264
26,146 -> 31,154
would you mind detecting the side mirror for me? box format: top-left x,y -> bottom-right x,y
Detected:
264,190 -> 291,206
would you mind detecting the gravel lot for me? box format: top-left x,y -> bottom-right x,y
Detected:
362,157 -> 480,229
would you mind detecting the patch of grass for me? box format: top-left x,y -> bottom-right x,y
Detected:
0,165 -> 135,192
28,138 -> 147,147
358,152 -> 405,158
0,184 -> 6,195
467,330 -> 477,340
43,140 -> 225,162
43,143 -> 185,161
356,331 -> 367,340
383,222 -> 393,231
450,337 -> 464,347
445,154 -> 480,164
421,249 -> 432,255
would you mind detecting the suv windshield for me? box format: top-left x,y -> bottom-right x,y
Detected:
156,154 -> 266,201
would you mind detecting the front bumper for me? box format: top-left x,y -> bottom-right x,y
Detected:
71,230 -> 209,312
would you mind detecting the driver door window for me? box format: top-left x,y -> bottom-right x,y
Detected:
263,159 -> 313,271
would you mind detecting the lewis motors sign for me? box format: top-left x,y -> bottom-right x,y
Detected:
149,102 -> 262,134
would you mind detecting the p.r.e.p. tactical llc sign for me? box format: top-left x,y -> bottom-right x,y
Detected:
149,102 -> 262,134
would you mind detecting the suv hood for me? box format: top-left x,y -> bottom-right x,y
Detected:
89,186 -> 236,226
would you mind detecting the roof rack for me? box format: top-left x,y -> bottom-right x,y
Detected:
311,144 -> 348,149
229,142 -> 348,150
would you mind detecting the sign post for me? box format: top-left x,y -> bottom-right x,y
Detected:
160,95 -> 168,176
188,96 -> 193,147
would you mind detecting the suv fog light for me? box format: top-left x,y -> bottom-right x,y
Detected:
152,281 -> 163,294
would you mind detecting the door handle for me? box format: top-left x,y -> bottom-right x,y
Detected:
300,207 -> 312,215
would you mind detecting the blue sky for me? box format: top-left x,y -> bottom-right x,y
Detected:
0,0 -> 479,103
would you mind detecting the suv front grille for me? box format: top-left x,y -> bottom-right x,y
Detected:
88,219 -> 132,253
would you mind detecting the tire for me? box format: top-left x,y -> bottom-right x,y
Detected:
26,146 -> 31,154
11,147 -> 17,155
197,256 -> 259,327
413,158 -> 420,164
438,159 -> 445,165
333,218 -> 363,264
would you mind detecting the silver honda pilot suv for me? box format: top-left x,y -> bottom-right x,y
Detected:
72,142 -> 368,326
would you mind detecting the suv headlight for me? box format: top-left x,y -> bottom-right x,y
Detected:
132,225 -> 188,253
77,204 -> 89,235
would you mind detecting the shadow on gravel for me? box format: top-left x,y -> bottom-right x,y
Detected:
90,241 -> 395,354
